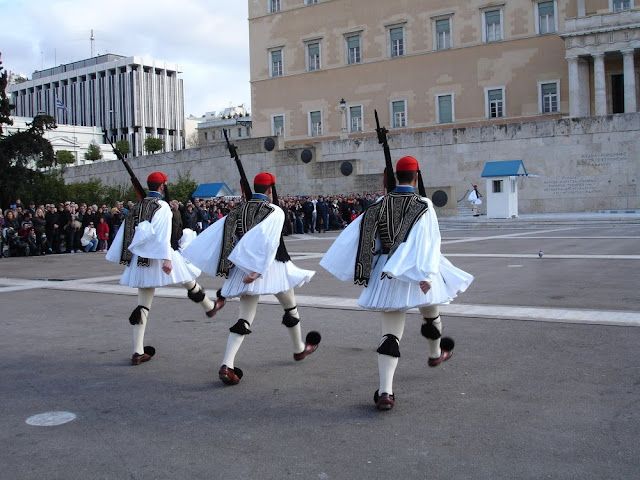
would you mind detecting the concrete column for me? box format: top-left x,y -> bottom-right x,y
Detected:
577,0 -> 586,17
568,56 -> 580,117
568,56 -> 591,117
622,49 -> 637,113
593,53 -> 607,116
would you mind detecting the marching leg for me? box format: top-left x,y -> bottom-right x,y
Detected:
375,310 -> 405,410
219,294 -> 260,385
276,289 -> 321,361
419,305 -> 454,367
183,280 -> 226,317
131,287 -> 155,365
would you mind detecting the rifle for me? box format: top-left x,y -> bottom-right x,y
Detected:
374,109 -> 396,193
105,134 -> 146,200
224,129 -> 252,199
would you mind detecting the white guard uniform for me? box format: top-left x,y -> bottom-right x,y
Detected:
320,196 -> 473,311
182,202 -> 314,297
106,199 -> 200,288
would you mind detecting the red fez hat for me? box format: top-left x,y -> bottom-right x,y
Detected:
396,156 -> 419,172
147,171 -> 168,183
473,185 -> 478,188
254,172 -> 276,186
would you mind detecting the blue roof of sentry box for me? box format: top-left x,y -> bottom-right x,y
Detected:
191,182 -> 235,198
481,160 -> 528,177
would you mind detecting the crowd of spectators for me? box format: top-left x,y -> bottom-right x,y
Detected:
1,192 -> 382,258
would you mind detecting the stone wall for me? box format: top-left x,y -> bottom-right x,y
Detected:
63,113 -> 640,215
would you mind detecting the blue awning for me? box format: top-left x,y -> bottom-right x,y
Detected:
481,160 -> 528,177
191,182 -> 235,198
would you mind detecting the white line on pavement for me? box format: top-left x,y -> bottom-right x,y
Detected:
1,276 -> 638,328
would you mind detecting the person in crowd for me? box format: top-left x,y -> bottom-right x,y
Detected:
32,208 -> 48,254
21,224 -> 41,256
169,199 -> 183,251
302,197 -> 315,233
96,216 -> 110,252
182,202 -> 199,231
321,156 -> 474,411
105,171 -> 226,365
4,209 -> 20,231
110,206 -> 123,246
182,172 -> 320,386
44,204 -> 60,253
316,196 -> 329,232
58,203 -> 72,253
81,221 -> 99,252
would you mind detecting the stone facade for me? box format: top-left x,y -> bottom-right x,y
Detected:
62,113 -> 639,215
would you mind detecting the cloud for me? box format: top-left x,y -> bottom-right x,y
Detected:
0,0 -> 250,116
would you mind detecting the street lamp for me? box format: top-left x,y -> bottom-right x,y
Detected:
340,98 -> 347,138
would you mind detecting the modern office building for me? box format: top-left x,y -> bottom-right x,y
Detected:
8,54 -> 185,157
248,0 -> 639,141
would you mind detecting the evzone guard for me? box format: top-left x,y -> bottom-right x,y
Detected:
182,172 -> 321,385
321,156 -> 474,410
106,171 -> 226,365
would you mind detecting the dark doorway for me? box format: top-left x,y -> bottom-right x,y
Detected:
611,74 -> 625,113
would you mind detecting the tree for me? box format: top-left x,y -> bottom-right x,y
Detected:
84,142 -> 103,161
0,52 -> 58,207
168,171 -> 198,204
144,136 -> 164,154
186,130 -> 207,148
56,149 -> 76,166
115,139 -> 130,156
0,53 -> 12,135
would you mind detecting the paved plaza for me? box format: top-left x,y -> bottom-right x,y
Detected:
1,214 -> 639,479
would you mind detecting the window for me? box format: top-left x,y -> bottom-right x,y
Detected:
346,34 -> 361,64
272,115 -> 284,136
349,105 -> 363,132
486,88 -> 505,118
391,100 -> 406,128
536,1 -> 556,34
483,9 -> 502,42
204,132 -> 208,140
539,81 -> 559,113
611,0 -> 632,12
270,49 -> 283,77
435,18 -> 452,50
493,180 -> 503,193
307,42 -> 321,71
436,94 -> 454,124
306,0 -> 318,4
237,128 -> 242,137
269,0 -> 281,13
389,26 -> 404,57
309,110 -> 322,136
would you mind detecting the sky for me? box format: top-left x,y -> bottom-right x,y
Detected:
0,0 -> 251,117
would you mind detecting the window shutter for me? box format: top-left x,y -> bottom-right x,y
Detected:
538,1 -> 554,16
438,95 -> 452,123
485,10 -> 501,24
436,19 -> 449,33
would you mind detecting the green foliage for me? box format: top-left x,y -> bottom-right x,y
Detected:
167,171 -> 198,204
115,139 -> 130,156
56,150 -> 76,165
23,170 -> 66,204
144,136 -> 164,154
1,54 -> 57,207
84,142 -> 103,161
0,54 -> 14,136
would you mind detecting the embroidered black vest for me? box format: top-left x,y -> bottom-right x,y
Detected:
120,197 -> 162,267
216,199 -> 276,278
354,192 -> 429,286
